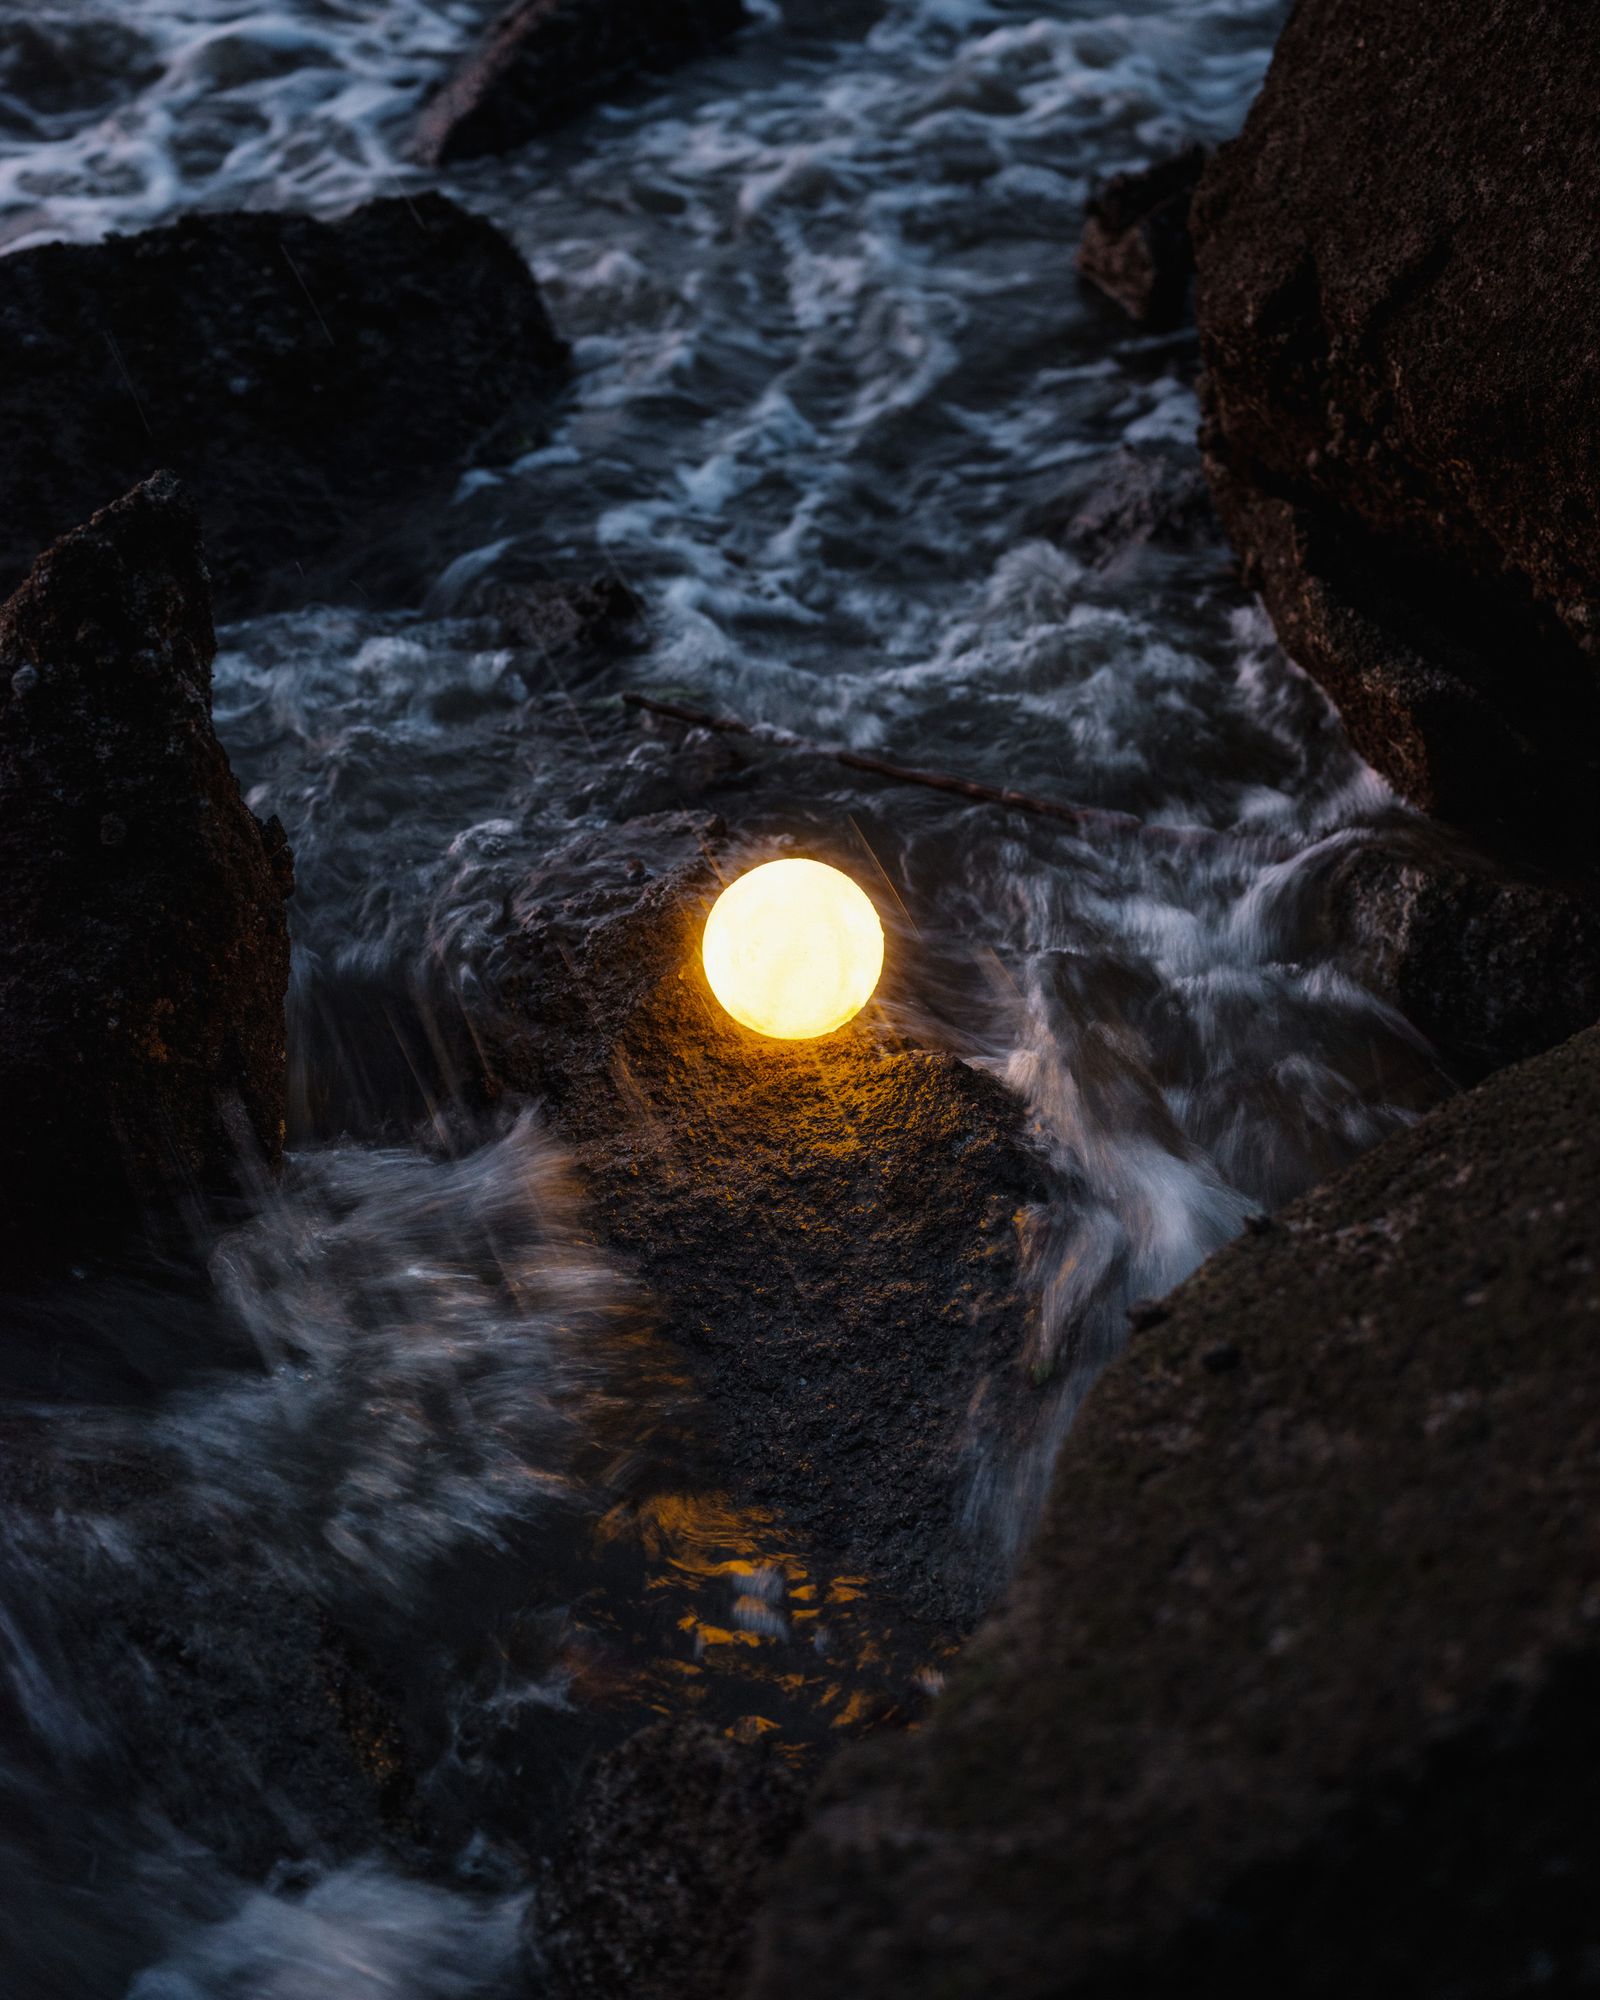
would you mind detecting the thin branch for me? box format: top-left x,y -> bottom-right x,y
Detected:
622,691 -> 1291,856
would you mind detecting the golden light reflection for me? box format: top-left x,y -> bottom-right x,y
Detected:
702,858 -> 884,1040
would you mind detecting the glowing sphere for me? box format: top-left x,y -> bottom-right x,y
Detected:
702,858 -> 884,1040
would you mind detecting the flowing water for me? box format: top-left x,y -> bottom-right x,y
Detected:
0,2 -> 1457,1993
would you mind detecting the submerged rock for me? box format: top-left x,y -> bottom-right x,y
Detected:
1077,145 -> 1207,331
482,826 -> 1065,1627
414,0 -> 750,167
0,474 -> 292,1260
748,1020 -> 1600,1997
1192,0 -> 1600,863
493,574 -> 649,661
1047,445 -> 1214,570
534,1719 -> 803,2000
0,195 -> 567,613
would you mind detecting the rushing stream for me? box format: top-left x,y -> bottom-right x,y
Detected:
0,2 -> 1457,1993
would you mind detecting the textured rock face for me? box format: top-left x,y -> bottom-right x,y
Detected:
414,0 -> 749,167
1192,0 -> 1600,861
1324,840 -> 1600,1080
534,1720 -> 803,2000
0,475 -> 292,1258
1077,145 -> 1207,331
748,1021 -> 1600,1998
0,196 -> 567,613
482,829 -> 1065,1627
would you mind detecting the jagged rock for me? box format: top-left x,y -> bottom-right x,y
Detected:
493,574 -> 648,661
747,1022 -> 1600,1999
0,196 -> 567,613
1324,840 -> 1600,1080
1210,471 -> 1600,870
1192,0 -> 1600,861
414,0 -> 750,168
533,1720 -> 804,2000
0,474 -> 292,1260
481,827 -> 1066,1627
1077,145 -> 1207,330
1049,446 -> 1214,568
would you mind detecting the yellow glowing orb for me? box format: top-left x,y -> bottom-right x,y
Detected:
702,858 -> 885,1040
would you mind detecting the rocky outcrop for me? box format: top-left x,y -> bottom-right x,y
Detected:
748,1019 -> 1600,1998
414,0 -> 749,167
481,824 -> 1067,1627
1324,839 -> 1600,1081
1192,0 -> 1600,865
1077,146 -> 1206,331
0,196 -> 567,614
534,1720 -> 804,2000
0,475 -> 292,1260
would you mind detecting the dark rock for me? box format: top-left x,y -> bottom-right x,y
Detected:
414,0 -> 750,168
0,474 -> 292,1261
481,829 -> 1066,1627
1077,145 -> 1207,330
494,574 -> 649,661
0,195 -> 567,614
1325,840 -> 1600,1079
1052,447 -> 1214,569
0,15 -> 162,136
1192,0 -> 1600,859
534,1719 -> 804,2000
777,0 -> 888,39
1209,472 -> 1600,869
0,1411 -> 409,1992
749,1020 -> 1600,1998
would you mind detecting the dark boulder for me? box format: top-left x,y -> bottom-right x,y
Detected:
0,195 -> 567,614
414,0 -> 750,168
0,474 -> 292,1260
748,1019 -> 1600,1998
1324,838 -> 1600,1081
1192,0 -> 1600,863
481,825 -> 1067,1627
1077,145 -> 1207,331
533,1719 -> 804,2000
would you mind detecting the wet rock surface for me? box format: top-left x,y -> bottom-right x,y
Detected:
1077,145 -> 1206,331
0,195 -> 567,614
1324,839 -> 1600,1082
747,1021 -> 1600,1999
414,0 -> 750,167
0,474 -> 292,1264
480,822 -> 1067,1628
1044,445 -> 1214,571
534,1719 -> 804,2000
1209,475 -> 1600,870
1192,0 -> 1600,860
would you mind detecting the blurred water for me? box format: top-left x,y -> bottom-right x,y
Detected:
0,1 -> 1458,1992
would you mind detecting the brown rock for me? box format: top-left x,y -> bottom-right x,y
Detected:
1077,145 -> 1207,330
480,827 -> 1067,1627
1192,0 -> 1600,859
749,1020 -> 1600,1998
0,196 -> 568,614
414,0 -> 750,168
533,1720 -> 804,2000
0,474 -> 293,1260
1324,838 -> 1600,1080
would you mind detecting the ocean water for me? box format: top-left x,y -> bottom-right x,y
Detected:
0,2 -> 1455,1993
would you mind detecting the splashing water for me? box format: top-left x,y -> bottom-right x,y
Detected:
0,0 -> 1461,1991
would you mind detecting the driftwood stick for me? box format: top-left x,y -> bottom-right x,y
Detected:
622,690 -> 1286,855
